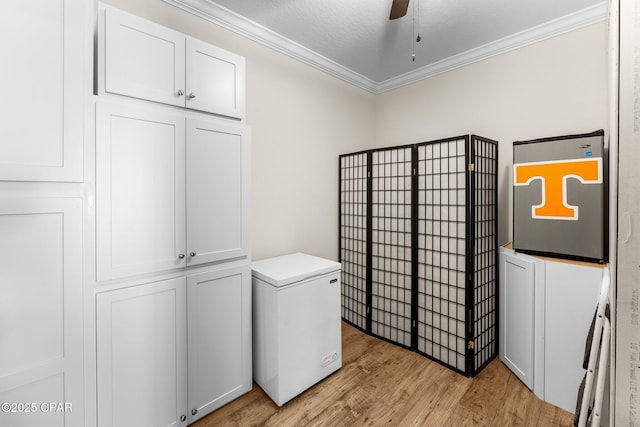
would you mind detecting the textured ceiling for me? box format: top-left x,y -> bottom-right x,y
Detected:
166,0 -> 607,92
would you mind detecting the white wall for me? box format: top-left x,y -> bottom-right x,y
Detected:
99,0 -> 608,257
101,0 -> 376,262
374,22 -> 608,245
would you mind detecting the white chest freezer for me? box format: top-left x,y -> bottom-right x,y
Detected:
252,253 -> 342,406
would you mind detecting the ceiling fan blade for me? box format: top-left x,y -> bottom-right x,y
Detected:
389,0 -> 410,20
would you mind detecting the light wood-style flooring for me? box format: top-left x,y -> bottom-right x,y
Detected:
194,322 -> 573,426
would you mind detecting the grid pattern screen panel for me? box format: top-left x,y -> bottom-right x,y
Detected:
416,138 -> 468,373
370,147 -> 412,347
339,153 -> 367,330
471,137 -> 498,373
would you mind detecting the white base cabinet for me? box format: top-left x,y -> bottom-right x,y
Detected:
187,266 -> 252,422
97,277 -> 188,427
499,246 -> 604,412
97,264 -> 251,426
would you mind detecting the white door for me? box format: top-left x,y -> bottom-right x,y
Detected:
103,6 -> 185,107
186,118 -> 249,266
185,37 -> 245,119
0,198 -> 83,427
96,101 -> 186,281
96,277 -> 188,427
186,265 -> 251,422
0,1 -> 83,182
499,251 -> 535,390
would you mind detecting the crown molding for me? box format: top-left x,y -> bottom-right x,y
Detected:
376,2 -> 608,93
162,0 -> 378,92
162,0 -> 608,94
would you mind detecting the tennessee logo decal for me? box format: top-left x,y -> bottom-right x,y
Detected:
513,157 -> 602,220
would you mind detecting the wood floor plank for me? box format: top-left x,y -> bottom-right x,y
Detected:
192,322 -> 574,427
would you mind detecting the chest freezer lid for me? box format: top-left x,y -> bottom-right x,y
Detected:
251,252 -> 341,288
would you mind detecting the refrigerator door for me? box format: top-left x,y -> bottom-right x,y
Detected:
513,130 -> 606,262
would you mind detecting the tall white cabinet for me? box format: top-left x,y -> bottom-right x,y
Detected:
0,2 -> 89,427
94,4 -> 251,426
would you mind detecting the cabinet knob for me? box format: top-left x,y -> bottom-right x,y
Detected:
177,89 -> 184,96
190,251 -> 197,257
180,414 -> 186,422
191,408 -> 198,416
178,253 -> 185,259
188,92 -> 196,99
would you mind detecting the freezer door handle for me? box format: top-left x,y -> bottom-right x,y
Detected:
330,278 -> 338,284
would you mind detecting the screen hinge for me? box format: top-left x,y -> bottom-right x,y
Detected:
468,163 -> 475,172
468,340 -> 475,350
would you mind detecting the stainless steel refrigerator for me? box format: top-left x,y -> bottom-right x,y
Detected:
512,130 -> 606,263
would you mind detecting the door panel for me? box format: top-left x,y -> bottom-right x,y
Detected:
104,6 -> 185,107
186,38 -> 245,119
96,101 -> 186,281
187,265 -> 251,422
186,118 -> 249,266
499,253 -> 535,389
96,278 -> 188,427
0,0 -> 83,181
0,198 -> 83,427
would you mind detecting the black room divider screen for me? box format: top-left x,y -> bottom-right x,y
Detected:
339,135 -> 498,377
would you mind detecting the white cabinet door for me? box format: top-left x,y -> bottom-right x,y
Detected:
499,250 -> 535,390
97,278 -> 188,427
186,265 -> 251,422
186,38 -> 246,119
96,101 -> 186,281
0,198 -> 83,427
186,118 -> 249,266
103,6 -> 185,107
544,261 -> 602,412
0,1 -> 83,182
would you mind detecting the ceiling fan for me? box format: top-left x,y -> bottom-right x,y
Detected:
389,0 -> 410,20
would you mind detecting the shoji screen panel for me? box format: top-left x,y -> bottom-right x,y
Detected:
370,147 -> 413,348
338,134 -> 498,378
416,137 -> 468,374
339,153 -> 368,330
470,136 -> 498,374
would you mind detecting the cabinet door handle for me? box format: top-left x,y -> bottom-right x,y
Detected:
190,251 -> 196,257
177,89 -> 184,96
188,92 -> 196,99
180,414 -> 186,422
178,253 -> 185,259
191,408 -> 198,416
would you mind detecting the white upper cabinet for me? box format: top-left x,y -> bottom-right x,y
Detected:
0,1 -> 84,182
186,38 -> 245,119
103,6 -> 185,108
96,101 -> 250,281
186,118 -> 249,266
96,101 -> 187,281
99,5 -> 246,119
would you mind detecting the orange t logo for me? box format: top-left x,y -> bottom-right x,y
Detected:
514,158 -> 602,220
